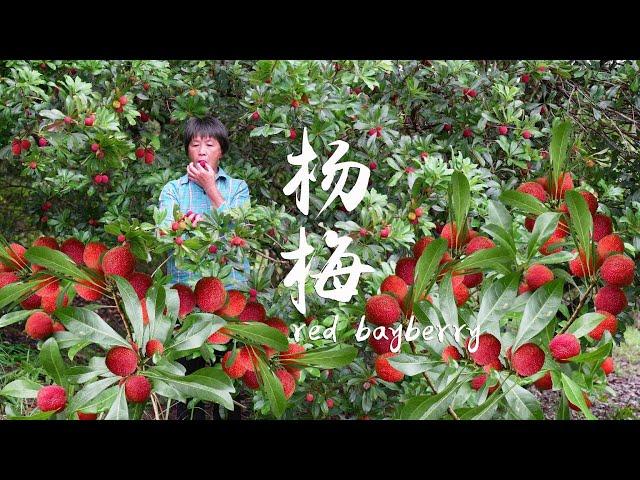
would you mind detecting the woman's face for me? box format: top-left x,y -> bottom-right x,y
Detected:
188,135 -> 223,170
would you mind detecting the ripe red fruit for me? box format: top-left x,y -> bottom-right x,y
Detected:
208,329 -> 232,344
395,257 -> 417,286
601,357 -> 614,375
577,191 -> 598,215
84,116 -> 95,127
11,143 -> 22,155
369,161 -> 377,171
549,333 -> 580,362
74,278 -> 104,301
462,272 -> 484,288
215,290 -> 247,317
20,293 -> 41,310
29,161 -> 37,169
64,116 -> 73,124
106,347 -> 138,376
25,312 -> 54,340
462,128 -> 473,138
375,353 -> 404,382
497,125 -> 508,135
592,214 -> 613,241
222,349 -> 252,378
145,339 -> 164,357
33,236 -> 59,251
441,222 -> 468,249
594,285 -> 628,315
126,272 -> 152,299
41,294 -> 69,314
118,95 -> 128,106
83,242 -> 108,271
275,369 -> 296,399
238,299 -> 266,322
535,372 -> 553,390
600,254 -> 635,287
251,111 -> 260,121
305,393 -> 314,402
442,345 -> 462,363
125,375 -> 151,403
91,143 -> 100,153
0,272 -> 19,289
326,398 -> 334,408
443,123 -> 452,132
289,128 -> 297,140
135,147 -> 145,158
522,130 -> 532,139
452,277 -> 470,306
368,328 -> 394,354
511,343 -> 545,376
38,137 -> 48,147
290,99 -> 300,108
60,238 -> 85,265
171,283 -> 196,318
101,246 -> 136,277
517,182 -> 547,202
521,73 -> 531,83
597,234 -> 624,261
194,277 -> 227,313
365,294 -> 402,326
465,236 -> 495,256
588,311 -> 617,341
21,139 -> 31,150
415,207 -> 424,217
230,236 -> 247,247
144,149 -> 155,164
413,236 -> 434,258
37,385 -> 67,412
467,333 -> 501,366
380,275 -> 408,304
77,411 -> 98,420
524,264 -> 554,291
568,392 -> 592,412
262,317 -> 289,336
549,173 -> 574,200
380,227 -> 390,238
208,244 -> 218,254
117,234 -> 126,243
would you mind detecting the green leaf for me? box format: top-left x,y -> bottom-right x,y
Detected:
224,322 -> 288,351
456,246 -> 514,272
534,251 -> 576,266
0,378 -> 42,398
400,370 -> 467,419
112,275 -> 144,346
55,306 -> 130,348
527,212 -> 560,260
0,309 -> 32,328
502,377 -> 543,419
39,337 -> 67,389
481,224 -> 517,260
0,281 -> 39,310
291,344 -> 357,369
512,279 -> 564,350
475,272 -> 520,334
412,237 -> 447,304
569,342 -> 612,364
565,312 -> 605,339
487,199 -> 512,231
565,190 -> 594,269
164,286 -> 180,320
450,171 -> 471,245
145,367 -> 234,409
67,377 -> 120,414
255,356 -> 286,419
500,190 -> 549,216
549,120 -> 572,193
104,385 -> 129,420
439,272 -> 458,329
166,315 -> 219,352
560,373 -> 596,420
24,246 -> 92,282
387,354 -> 438,376
8,410 -> 56,420
460,382 -> 511,420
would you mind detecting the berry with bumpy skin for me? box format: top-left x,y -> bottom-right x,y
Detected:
194,277 -> 227,313
517,182 -> 547,202
276,369 -> 296,399
221,349 -> 252,379
442,345 -> 462,363
380,227 -> 390,238
25,312 -> 54,340
37,385 -> 66,412
522,130 -> 532,139
518,282 -> 531,295
74,278 -> 104,301
375,353 -> 404,382
498,125 -> 508,135
77,412 -> 98,420
5,243 -> 27,270
60,238 -> 85,265
11,142 -> 21,155
549,333 -> 580,362
368,329 -> 394,354
242,370 -> 260,389
83,242 -> 108,271
21,294 -> 42,310
568,249 -> 599,277
592,214 -> 613,242
395,257 -> 417,286
215,290 -> 247,317
465,236 -> 495,256
135,147 -> 145,158
52,321 -> 65,332
126,272 -> 152,299
105,347 -> 138,376
84,116 -> 95,127
524,264 -> 554,291
380,275 -> 408,303
145,339 -> 164,357
578,191 -> 598,215
365,294 -> 402,326
463,128 -> 473,138
601,357 -> 614,375
33,236 -> 59,250
289,128 -> 297,140
305,393 -> 314,402
462,272 -> 484,288
102,246 -> 136,277
467,334 -> 501,366
124,375 -> 151,403
568,392 -> 592,412
262,317 -> 289,336
588,311 -> 618,341
171,283 -> 196,318
280,343 -> 305,370
549,172 -> 574,200
597,234 -> 624,261
594,285 -> 627,315
441,222 -> 468,249
144,149 -> 155,164
238,300 -> 266,322
117,234 -> 126,243
600,254 -> 635,287
41,293 -> 68,314
534,372 -> 553,390
0,272 -> 19,289
511,343 -> 545,376
413,236 -> 434,258
207,329 -> 232,344
453,278 -> 470,306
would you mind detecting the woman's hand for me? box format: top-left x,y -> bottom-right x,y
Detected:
187,161 -> 217,192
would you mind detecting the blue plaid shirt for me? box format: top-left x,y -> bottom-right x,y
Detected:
158,166 -> 250,289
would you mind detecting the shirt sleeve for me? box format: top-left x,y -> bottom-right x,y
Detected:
229,180 -> 250,209
158,182 -> 178,230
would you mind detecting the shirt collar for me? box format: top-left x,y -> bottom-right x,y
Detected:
178,166 -> 229,185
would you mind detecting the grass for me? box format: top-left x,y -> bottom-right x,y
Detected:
616,326 -> 640,364
0,339 -> 45,418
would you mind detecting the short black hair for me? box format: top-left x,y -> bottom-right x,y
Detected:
183,116 -> 229,156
